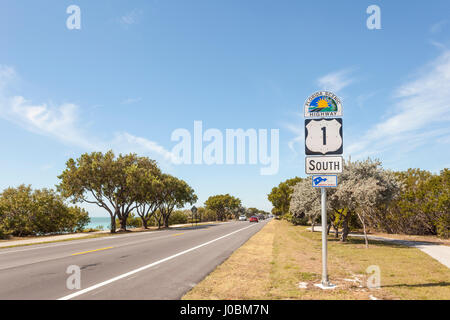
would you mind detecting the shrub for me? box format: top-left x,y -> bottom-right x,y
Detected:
0,185 -> 90,236
436,214 -> 450,239
115,213 -> 142,229
169,210 -> 188,225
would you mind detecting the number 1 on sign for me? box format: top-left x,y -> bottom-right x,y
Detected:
321,127 -> 326,145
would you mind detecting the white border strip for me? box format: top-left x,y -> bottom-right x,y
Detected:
58,223 -> 258,300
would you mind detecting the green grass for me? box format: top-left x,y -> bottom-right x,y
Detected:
184,219 -> 450,300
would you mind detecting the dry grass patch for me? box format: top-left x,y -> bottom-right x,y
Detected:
184,219 -> 450,300
183,221 -> 276,300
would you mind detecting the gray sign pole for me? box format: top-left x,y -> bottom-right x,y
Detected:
321,187 -> 329,286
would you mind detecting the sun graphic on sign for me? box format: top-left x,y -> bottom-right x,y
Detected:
317,98 -> 329,109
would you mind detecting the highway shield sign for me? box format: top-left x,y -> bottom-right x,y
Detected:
305,118 -> 343,155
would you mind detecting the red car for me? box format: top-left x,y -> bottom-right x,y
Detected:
249,216 -> 259,223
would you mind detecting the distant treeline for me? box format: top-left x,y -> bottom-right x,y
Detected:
268,159 -> 449,243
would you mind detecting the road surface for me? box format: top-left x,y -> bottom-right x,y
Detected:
0,220 -> 269,300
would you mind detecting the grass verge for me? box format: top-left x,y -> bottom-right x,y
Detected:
183,219 -> 450,300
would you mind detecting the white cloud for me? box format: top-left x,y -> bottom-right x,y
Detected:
430,20 -> 448,34
0,65 -> 16,90
112,132 -> 180,164
119,9 -> 143,26
121,97 -> 142,105
317,69 -> 355,93
0,65 -> 177,165
348,51 -> 450,159
282,120 -> 304,159
1,96 -> 98,150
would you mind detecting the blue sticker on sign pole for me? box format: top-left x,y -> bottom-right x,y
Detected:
312,175 -> 338,188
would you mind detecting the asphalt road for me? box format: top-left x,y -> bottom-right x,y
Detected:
0,219 -> 269,300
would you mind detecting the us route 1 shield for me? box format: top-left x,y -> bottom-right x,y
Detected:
305,118 -> 343,155
312,175 -> 338,188
305,156 -> 343,174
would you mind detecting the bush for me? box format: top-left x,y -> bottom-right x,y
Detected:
0,224 -> 10,239
169,210 -> 188,225
0,185 -> 90,236
436,214 -> 450,239
116,213 -> 142,229
282,212 -> 308,226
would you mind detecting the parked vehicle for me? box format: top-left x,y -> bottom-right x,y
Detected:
239,215 -> 247,221
249,216 -> 259,223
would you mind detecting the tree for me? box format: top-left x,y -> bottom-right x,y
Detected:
290,177 -> 321,229
158,174 -> 197,228
381,168 -> 449,238
57,151 -> 147,233
128,158 -> 162,229
246,207 -> 260,218
268,177 -> 303,217
0,185 -> 35,236
330,159 -> 401,246
197,207 -> 217,222
205,194 -> 241,221
0,185 -> 89,237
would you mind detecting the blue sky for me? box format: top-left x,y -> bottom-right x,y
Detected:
1,1 -> 449,216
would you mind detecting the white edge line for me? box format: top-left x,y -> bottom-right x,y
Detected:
58,223 -> 259,300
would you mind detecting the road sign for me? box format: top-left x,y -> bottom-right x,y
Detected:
305,118 -> 343,155
303,90 -> 343,289
312,175 -> 338,188
305,156 -> 343,174
304,91 -> 343,118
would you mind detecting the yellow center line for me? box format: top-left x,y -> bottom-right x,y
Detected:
71,247 -> 113,256
172,233 -> 185,237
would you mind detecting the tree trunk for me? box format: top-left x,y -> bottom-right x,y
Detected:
327,221 -> 332,235
164,215 -> 169,228
120,216 -> 127,231
340,212 -> 350,242
311,221 -> 315,232
334,225 -> 339,238
110,216 -> 116,233
142,218 -> 148,229
357,213 -> 369,249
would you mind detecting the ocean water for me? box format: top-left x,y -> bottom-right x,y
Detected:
86,217 -> 112,230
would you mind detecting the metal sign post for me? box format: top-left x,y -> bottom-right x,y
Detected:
321,187 -> 329,286
304,91 -> 342,290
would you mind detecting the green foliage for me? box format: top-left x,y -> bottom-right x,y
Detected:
284,160 -> 449,240
382,168 -> 449,237
168,210 -> 189,225
268,177 -> 303,217
115,213 -> 142,229
0,185 -> 90,238
282,212 -> 308,226
197,207 -> 217,222
158,174 -> 198,228
436,214 -> 450,239
57,151 -> 197,231
205,194 -> 241,221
